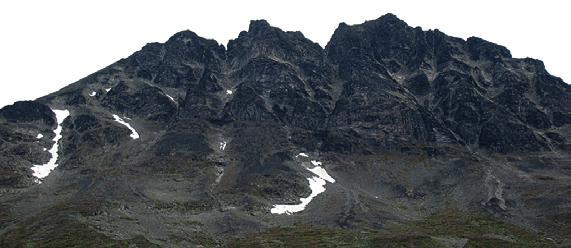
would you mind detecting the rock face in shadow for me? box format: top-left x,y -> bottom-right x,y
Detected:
0,13 -> 570,247
0,101 -> 56,126
0,101 -> 56,187
325,14 -> 568,153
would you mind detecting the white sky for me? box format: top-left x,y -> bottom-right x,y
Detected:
0,0 -> 569,108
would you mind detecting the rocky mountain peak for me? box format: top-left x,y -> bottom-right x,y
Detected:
370,12 -> 409,27
168,29 -> 201,42
248,19 -> 272,33
465,36 -> 512,60
0,13 -> 570,247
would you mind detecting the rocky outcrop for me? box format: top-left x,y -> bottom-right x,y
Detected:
0,101 -> 57,187
325,14 -> 569,153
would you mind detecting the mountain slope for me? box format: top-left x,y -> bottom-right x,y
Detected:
0,14 -> 569,247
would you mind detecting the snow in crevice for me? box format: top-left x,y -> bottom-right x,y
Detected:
165,93 -> 175,102
89,91 -> 97,97
270,156 -> 336,215
31,109 -> 70,181
219,141 -> 227,151
112,114 -> 139,139
36,133 -> 43,139
105,88 -> 111,92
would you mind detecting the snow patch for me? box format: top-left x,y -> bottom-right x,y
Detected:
270,176 -> 327,215
89,91 -> 97,97
105,88 -> 111,92
31,109 -> 70,181
270,155 -> 335,215
220,141 -> 227,151
112,114 -> 139,139
307,166 -> 335,183
296,153 -> 309,158
165,93 -> 175,102
36,133 -> 43,139
226,89 -> 233,95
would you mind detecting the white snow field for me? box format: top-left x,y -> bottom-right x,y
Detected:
112,114 -> 140,139
31,109 -> 70,181
270,156 -> 335,215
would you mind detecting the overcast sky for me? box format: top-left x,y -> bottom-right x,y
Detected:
0,0 -> 569,108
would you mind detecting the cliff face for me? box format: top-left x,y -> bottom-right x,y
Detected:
0,14 -> 569,247
326,14 -> 569,153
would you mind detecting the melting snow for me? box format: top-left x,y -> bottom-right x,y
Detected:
112,114 -> 139,139
226,89 -> 233,95
31,109 -> 70,181
270,156 -> 335,215
220,141 -> 227,151
89,91 -> 97,97
36,133 -> 43,139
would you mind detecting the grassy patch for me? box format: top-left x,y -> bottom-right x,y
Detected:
228,210 -> 555,247
389,210 -> 554,247
0,199 -> 158,248
0,219 -> 158,248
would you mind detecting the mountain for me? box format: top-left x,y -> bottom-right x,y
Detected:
0,13 -> 570,247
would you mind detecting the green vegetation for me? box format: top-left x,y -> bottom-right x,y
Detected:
393,210 -> 554,247
0,220 -> 158,248
228,210 -> 556,248
1,208 -> 558,247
